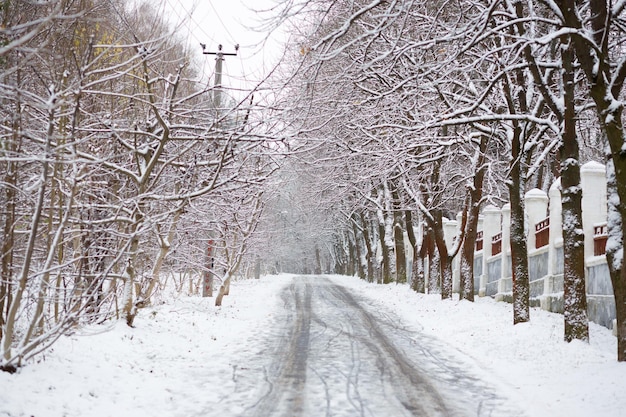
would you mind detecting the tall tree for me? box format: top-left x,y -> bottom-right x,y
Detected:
549,0 -> 626,358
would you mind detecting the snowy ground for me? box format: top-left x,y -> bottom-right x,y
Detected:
1,274 -> 624,417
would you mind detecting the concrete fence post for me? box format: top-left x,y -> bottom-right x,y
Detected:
581,161 -> 607,260
456,211 -> 466,292
480,205 -> 501,296
542,179 -> 564,307
524,189 -> 549,251
498,204 -> 512,297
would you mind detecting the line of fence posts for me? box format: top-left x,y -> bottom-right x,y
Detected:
422,161 -> 616,330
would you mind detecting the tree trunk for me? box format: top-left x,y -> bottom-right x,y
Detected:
351,216 -> 366,279
378,214 -> 392,284
393,218 -> 407,284
202,241 -> 215,297
405,210 -> 419,289
508,144 -> 530,324
202,272 -> 214,297
20,177 -> 78,356
559,0 -> 625,359
429,246 -> 440,294
215,285 -> 226,307
254,256 -> 261,279
606,160 -> 626,361
2,107 -> 54,364
600,118 -> 626,360
459,190 -> 479,302
423,226 -> 439,293
432,209 -> 453,299
559,37 -> 589,342
460,193 -> 479,302
140,204 -> 186,306
347,234 -> 356,276
314,247 -> 322,275
334,241 -> 346,275
223,275 -> 231,296
123,238 -> 139,328
500,46 -> 531,324
390,181 -> 407,284
0,57 -> 21,346
460,134 -> 488,301
360,212 -> 375,282
459,247 -> 474,300
0,147 -> 17,342
391,182 -> 407,284
583,0 -> 626,360
413,242 -> 426,293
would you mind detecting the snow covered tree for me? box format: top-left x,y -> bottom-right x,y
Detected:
502,0 -> 589,341
551,0 -> 626,359
0,0 -> 279,370
262,0 -> 622,358
0,0 -> 126,372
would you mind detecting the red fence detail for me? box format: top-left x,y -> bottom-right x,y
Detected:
476,231 -> 483,251
492,232 -> 502,255
594,223 -> 608,256
535,218 -> 549,249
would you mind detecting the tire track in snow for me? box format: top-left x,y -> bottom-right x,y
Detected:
249,281 -> 312,417
245,276 -> 527,417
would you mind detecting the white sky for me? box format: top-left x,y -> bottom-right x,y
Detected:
161,0 -> 285,96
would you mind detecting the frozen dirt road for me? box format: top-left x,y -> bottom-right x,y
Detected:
227,276 -> 528,417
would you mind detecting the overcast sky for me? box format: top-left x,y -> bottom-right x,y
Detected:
162,0 -> 285,94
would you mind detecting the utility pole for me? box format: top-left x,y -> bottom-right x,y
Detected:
201,43 -> 239,111
198,43 -> 238,298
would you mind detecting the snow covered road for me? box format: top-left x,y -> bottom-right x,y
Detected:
230,276 -> 527,417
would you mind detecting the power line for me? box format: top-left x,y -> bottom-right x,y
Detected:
164,0 -> 219,47
207,1 -> 238,46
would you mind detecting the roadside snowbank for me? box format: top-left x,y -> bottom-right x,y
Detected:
333,275 -> 625,417
0,274 -> 293,417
